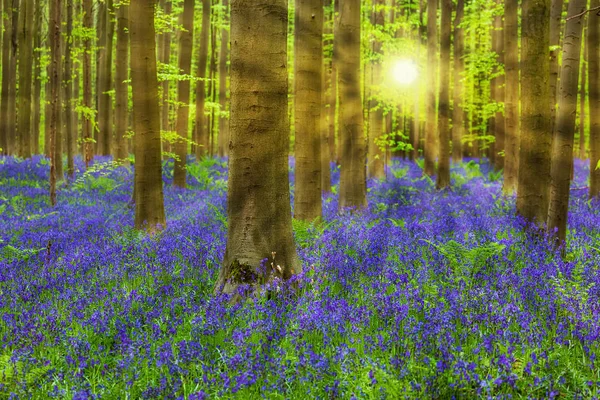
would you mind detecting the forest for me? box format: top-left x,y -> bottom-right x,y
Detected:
0,0 -> 600,398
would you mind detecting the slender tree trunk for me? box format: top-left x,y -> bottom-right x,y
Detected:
160,0 -> 172,149
218,0 -> 301,298
338,0 -> 367,210
294,0 -> 323,220
95,1 -> 106,154
83,0 -> 93,167
547,0 -> 587,246
367,0 -> 385,179
115,1 -> 129,160
331,0 -> 339,164
173,0 -> 195,187
579,35 -> 587,159
73,1 -> 80,156
517,0 -> 551,226
321,0 -> 333,192
503,0 -> 519,194
413,30 -> 421,160
32,0 -> 42,155
130,0 -> 166,232
549,0 -> 564,136
0,0 -> 14,155
452,0 -> 465,163
217,0 -> 229,158
64,0 -> 75,178
49,0 -> 62,205
589,0 -> 600,198
436,0 -> 451,188
98,0 -> 114,156
17,0 -> 34,158
209,19 -> 217,156
424,0 -> 438,176
194,0 -> 210,158
492,4 -> 505,171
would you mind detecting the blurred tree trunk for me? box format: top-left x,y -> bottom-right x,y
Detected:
173,0 -> 195,188
578,34 -> 587,159
32,0 -> 42,155
424,0 -> 437,176
492,4 -> 505,171
83,0 -> 93,167
547,0 -> 587,246
130,0 -> 166,232
0,0 -> 16,155
589,0 -> 600,198
217,0 -> 300,299
194,0 -> 210,158
95,1 -> 106,154
115,1 -> 129,161
160,0 -> 172,158
64,0 -> 75,178
49,0 -> 62,204
321,0 -> 333,192
209,19 -> 217,156
17,0 -> 34,158
98,0 -> 114,156
452,0 -> 465,163
436,0 -> 451,189
331,0 -> 339,164
503,0 -> 519,194
217,0 -> 229,158
517,0 -> 551,226
294,0 -> 323,221
367,0 -> 385,180
549,0 -> 564,136
73,1 -> 80,156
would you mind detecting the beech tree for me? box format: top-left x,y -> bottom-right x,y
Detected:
589,1 -> 600,198
17,0 -> 34,158
503,0 -> 519,194
452,0 -> 465,163
367,0 -> 385,180
115,1 -> 129,161
49,0 -> 62,205
194,0 -> 210,158
424,0 -> 437,177
83,0 -> 93,167
436,0 -> 451,189
217,0 -> 229,158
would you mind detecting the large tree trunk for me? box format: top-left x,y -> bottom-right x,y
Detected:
436,0 -> 451,189
64,0 -> 75,178
452,0 -> 465,163
173,0 -> 195,188
209,21 -> 218,156
49,0 -> 62,205
517,0 -> 551,226
589,0 -> 600,198
217,0 -> 300,298
338,0 -> 367,210
0,0 -> 15,155
17,0 -> 34,158
115,2 -> 129,161
367,0 -> 385,180
217,0 -> 229,158
131,0 -> 166,232
548,0 -> 564,136
424,0 -> 437,176
503,0 -> 519,194
294,0 -> 323,220
547,0 -> 587,246
492,4 -> 505,171
194,0 -> 210,158
32,0 -> 42,155
98,0 -> 114,156
83,0 -> 93,167
578,36 -> 587,159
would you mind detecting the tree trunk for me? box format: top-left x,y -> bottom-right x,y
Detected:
17,0 -> 34,158
451,0 -> 464,163
217,0 -> 229,158
64,0 -> 75,178
95,1 -> 106,154
160,1 -> 172,147
194,0 -> 210,158
338,0 -> 367,210
321,0 -> 332,193
130,0 -> 166,232
173,0 -> 195,188
492,4 -> 505,171
294,0 -> 323,220
331,0 -> 339,164
83,0 -> 93,167
424,0 -> 437,176
49,0 -> 62,205
98,0 -> 114,156
547,0 -> 587,246
32,0 -> 42,155
0,0 -> 15,155
517,0 -> 551,226
217,0 -> 301,298
436,0 -> 451,189
115,1 -> 129,161
367,0 -> 385,180
209,20 -> 217,156
549,0 -> 564,136
503,0 -> 519,194
589,0 -> 600,198
579,35 -> 587,159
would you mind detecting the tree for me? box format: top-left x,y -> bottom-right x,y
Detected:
491,3 -> 505,171
294,0 -> 323,221
547,0 -> 587,246
452,0 -> 465,163
503,0 -> 519,194
549,0 -> 564,137
436,0 -> 451,189
216,0 -> 300,297
159,0 -> 172,142
173,0 -> 195,188
367,0 -> 385,180
217,0 -> 229,158
49,0 -> 62,205
578,34 -> 587,159
193,0 -> 210,158
115,1 -> 129,161
338,0 -> 367,210
424,0 -> 437,177
64,0 -> 75,178
0,0 -> 15,154
516,0 -> 551,226
83,0 -> 93,167
17,0 -> 34,158
589,0 -> 600,198
130,0 -> 166,232
320,0 -> 332,193
98,0 -> 114,156
32,0 -> 42,155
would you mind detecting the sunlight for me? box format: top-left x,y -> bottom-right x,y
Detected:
391,59 -> 419,85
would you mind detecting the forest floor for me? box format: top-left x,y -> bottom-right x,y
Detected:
1,156 -> 600,399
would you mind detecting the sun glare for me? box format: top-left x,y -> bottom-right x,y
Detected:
391,60 -> 419,85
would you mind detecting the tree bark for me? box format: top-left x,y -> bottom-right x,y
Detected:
436,0 -> 450,188
451,0 -> 465,163
367,0 -> 385,180
64,0 -> 75,178
131,0 -> 167,232
115,1 -> 129,161
338,0 -> 367,210
578,34 -> 587,159
194,0 -> 210,158
424,0 -> 438,176
503,0 -> 519,194
49,0 -> 62,205
517,0 -> 551,226
173,0 -> 195,188
17,0 -> 34,158
547,0 -> 587,246
83,0 -> 93,167
0,0 -> 16,155
218,0 -> 300,298
217,0 -> 229,158
160,1 -> 172,144
492,4 -> 505,171
98,0 -> 114,156
589,0 -> 600,198
32,0 -> 42,155
549,0 -> 564,138
321,0 -> 333,192
331,0 -> 339,164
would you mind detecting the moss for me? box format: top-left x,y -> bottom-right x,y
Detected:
227,259 -> 258,285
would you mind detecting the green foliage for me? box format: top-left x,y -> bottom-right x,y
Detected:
71,161 -> 125,194
0,239 -> 46,263
292,218 -> 332,249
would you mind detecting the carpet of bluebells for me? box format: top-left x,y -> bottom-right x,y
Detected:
1,155 -> 600,399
